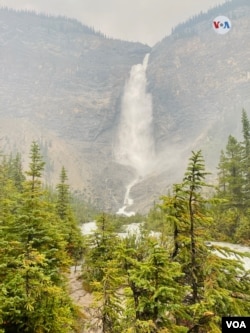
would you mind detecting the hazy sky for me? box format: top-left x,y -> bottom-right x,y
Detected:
0,0 -> 226,45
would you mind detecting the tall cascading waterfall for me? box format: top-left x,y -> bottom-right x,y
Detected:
115,54 -> 155,216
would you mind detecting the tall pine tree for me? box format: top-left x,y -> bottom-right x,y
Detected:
0,142 -> 81,333
160,151 -> 250,332
56,166 -> 83,264
241,109 -> 250,207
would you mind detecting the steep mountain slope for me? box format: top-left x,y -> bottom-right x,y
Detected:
122,0 -> 250,212
0,8 -> 150,208
1,1 -> 250,213
148,0 -> 250,165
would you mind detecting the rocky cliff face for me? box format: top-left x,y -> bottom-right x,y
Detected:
132,1 -> 250,213
148,2 -> 250,157
1,1 -> 250,213
0,8 -> 150,210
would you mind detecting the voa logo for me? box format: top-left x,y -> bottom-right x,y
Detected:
222,317 -> 249,331
213,16 -> 231,34
226,321 -> 246,329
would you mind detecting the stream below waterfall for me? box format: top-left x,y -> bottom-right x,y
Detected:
116,178 -> 139,216
81,221 -> 250,270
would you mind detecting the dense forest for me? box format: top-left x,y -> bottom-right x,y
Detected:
0,142 -> 85,332
0,111 -> 250,332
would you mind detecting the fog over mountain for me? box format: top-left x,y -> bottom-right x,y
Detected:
0,0 -> 250,213
0,0 -> 227,45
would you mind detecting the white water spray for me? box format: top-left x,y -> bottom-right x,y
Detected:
116,54 -> 155,215
116,179 -> 138,216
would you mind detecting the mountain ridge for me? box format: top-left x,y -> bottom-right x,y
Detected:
1,1 -> 250,213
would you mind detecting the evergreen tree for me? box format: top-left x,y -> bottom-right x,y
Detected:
17,142 -> 68,273
56,166 -> 70,220
82,214 -> 123,332
117,234 -> 187,333
56,166 -> 83,264
217,135 -> 244,208
182,150 -> 210,304
90,259 -> 124,333
82,213 -> 118,287
241,109 -> 250,206
217,150 -> 227,194
160,151 -> 250,332
25,141 -> 45,193
0,142 -> 81,333
6,152 -> 25,192
214,112 -> 250,243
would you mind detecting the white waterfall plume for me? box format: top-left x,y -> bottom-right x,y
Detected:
116,53 -> 155,176
115,54 -> 155,215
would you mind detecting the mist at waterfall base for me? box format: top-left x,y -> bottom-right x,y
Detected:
115,54 -> 155,216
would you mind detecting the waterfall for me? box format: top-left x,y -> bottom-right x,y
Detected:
116,179 -> 138,216
115,54 -> 155,215
116,53 -> 155,176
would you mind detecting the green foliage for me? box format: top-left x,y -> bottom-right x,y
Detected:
80,149 -> 249,333
203,246 -> 250,316
91,259 -> 124,333
214,109 -> 250,244
70,192 -> 99,223
56,166 -> 70,220
25,141 -> 46,190
97,212 -> 145,233
1,152 -> 25,192
145,202 -> 167,235
81,213 -> 119,288
0,142 -> 84,332
56,167 -> 84,263
120,237 -> 187,332
217,135 -> 244,207
83,214 -> 188,332
158,150 -> 250,332
1,114 -> 250,333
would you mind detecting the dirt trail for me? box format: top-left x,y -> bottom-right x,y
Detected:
68,266 -> 101,333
